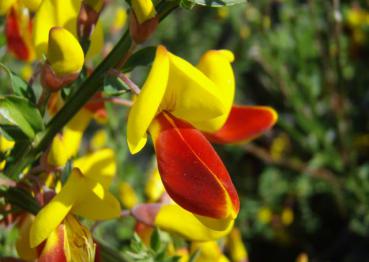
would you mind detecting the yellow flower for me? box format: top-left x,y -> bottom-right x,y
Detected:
258,207 -> 272,224
281,207 -> 294,226
145,168 -> 165,202
0,135 -> 15,169
47,27 -> 84,77
131,0 -> 156,24
127,46 -> 230,154
37,214 -> 96,261
30,165 -> 120,248
33,0 -> 104,59
119,182 -> 139,209
48,108 -> 91,167
111,7 -> 127,32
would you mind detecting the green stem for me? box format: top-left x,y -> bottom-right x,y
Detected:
4,31 -> 131,179
4,1 -> 180,180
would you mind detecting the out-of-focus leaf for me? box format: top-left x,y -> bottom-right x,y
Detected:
103,74 -> 129,96
0,63 -> 36,103
122,46 -> 156,73
0,96 -> 44,139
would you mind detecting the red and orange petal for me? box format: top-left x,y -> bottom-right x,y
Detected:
206,105 -> 278,144
150,112 -> 239,219
37,224 -> 67,262
5,6 -> 34,61
85,92 -> 107,121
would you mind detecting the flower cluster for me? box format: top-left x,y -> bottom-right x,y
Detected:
0,0 -> 277,261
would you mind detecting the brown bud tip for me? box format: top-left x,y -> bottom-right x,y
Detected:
41,63 -> 78,92
129,12 -> 158,44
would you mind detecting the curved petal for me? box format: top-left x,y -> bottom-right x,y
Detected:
37,224 -> 67,262
206,105 -> 278,144
150,112 -> 239,219
194,50 -> 235,131
72,190 -> 121,220
162,53 -> 226,132
155,204 -> 234,242
191,241 -> 230,262
127,45 -> 169,154
73,148 -> 116,188
30,169 -> 88,247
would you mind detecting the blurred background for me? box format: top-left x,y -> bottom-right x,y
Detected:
2,0 -> 369,261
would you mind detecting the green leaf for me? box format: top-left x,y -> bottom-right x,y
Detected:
103,74 -> 130,96
150,227 -> 161,252
185,0 -> 245,7
0,96 -> 44,139
0,63 -> 36,103
122,46 -> 156,73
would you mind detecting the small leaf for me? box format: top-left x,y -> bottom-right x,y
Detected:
150,227 -> 161,252
0,63 -> 36,103
187,0 -> 245,7
103,74 -> 129,95
0,96 -> 44,139
122,46 -> 156,73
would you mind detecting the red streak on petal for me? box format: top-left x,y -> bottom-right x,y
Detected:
5,7 -> 31,61
152,112 -> 239,219
206,105 -> 277,144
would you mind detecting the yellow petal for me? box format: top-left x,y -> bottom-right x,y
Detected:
162,52 -> 226,132
72,190 -> 121,220
47,27 -> 84,76
111,7 -> 127,32
86,20 -> 104,59
131,0 -> 156,24
227,228 -> 248,262
127,45 -> 169,154
191,241 -> 230,262
30,169 -> 87,247
48,133 -> 71,167
155,204 -> 234,242
119,182 -> 139,209
194,50 -> 235,131
90,129 -> 107,150
21,0 -> 42,12
0,135 -> 15,152
0,0 -> 16,15
73,148 -> 116,188
145,168 -> 165,202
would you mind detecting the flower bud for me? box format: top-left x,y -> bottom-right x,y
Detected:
131,0 -> 156,24
129,11 -> 158,44
47,27 -> 84,77
41,27 -> 84,91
